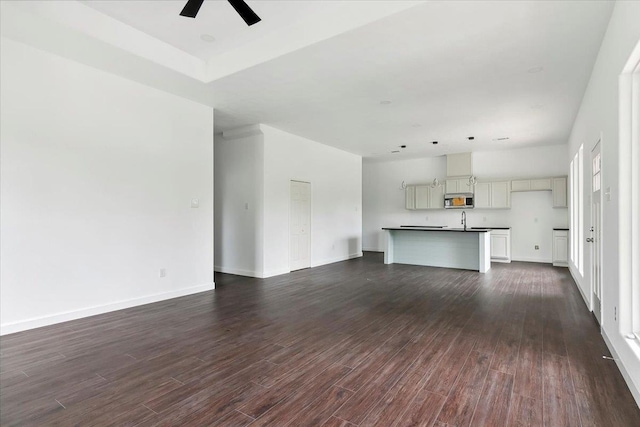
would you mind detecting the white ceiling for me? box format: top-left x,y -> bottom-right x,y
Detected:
1,1 -> 615,160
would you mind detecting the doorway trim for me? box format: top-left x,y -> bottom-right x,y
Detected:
289,180 -> 312,272
590,138 -> 603,325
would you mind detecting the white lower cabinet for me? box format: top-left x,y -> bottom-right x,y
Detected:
490,229 -> 511,263
552,229 -> 569,267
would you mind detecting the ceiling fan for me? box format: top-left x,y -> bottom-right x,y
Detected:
180,0 -> 261,26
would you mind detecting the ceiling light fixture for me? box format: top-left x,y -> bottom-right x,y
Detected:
468,136 -> 475,140
432,141 -> 438,145
400,145 -> 407,149
200,34 -> 216,42
391,150 -> 400,153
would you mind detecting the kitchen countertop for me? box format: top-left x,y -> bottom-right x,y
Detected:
397,226 -> 511,230
383,227 -> 490,232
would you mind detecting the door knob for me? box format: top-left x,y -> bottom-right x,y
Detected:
586,237 -> 594,242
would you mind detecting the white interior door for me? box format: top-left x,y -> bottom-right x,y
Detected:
590,142 -> 602,324
290,181 -> 311,271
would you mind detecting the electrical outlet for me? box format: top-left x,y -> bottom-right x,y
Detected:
159,268 -> 166,278
535,245 -> 539,250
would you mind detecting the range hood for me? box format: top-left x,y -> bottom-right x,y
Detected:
446,152 -> 473,177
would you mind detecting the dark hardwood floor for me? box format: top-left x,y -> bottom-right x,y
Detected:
1,253 -> 639,426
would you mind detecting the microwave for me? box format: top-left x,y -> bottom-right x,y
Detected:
444,193 -> 474,209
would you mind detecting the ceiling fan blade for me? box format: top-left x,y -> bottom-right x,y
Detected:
180,0 -> 205,18
227,0 -> 261,26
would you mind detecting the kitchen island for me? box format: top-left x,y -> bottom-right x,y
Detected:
382,227 -> 491,273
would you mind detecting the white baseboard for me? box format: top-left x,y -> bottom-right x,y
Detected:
511,257 -> 552,263
216,253 -> 363,279
214,265 -> 262,278
311,252 -> 363,268
569,266 -> 590,310
362,247 -> 383,252
261,268 -> 291,278
0,282 -> 215,336
602,329 -> 640,408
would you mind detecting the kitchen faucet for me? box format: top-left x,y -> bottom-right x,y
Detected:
461,211 -> 467,231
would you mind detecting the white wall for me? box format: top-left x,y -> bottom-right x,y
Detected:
363,145 -> 568,263
0,38 -> 214,335
566,0 -> 640,405
262,125 -> 362,276
214,124 -> 362,278
214,129 -> 265,277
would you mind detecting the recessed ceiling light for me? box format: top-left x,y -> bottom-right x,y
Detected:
200,34 -> 216,42
400,145 -> 407,149
380,100 -> 392,105
468,136 -> 475,140
432,141 -> 438,145
527,66 -> 544,73
391,150 -> 400,153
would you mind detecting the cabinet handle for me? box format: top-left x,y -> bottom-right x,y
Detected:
586,237 -> 594,242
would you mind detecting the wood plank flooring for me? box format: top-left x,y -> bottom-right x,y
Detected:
1,252 -> 639,426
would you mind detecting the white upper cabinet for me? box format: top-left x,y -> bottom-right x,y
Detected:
445,178 -> 473,194
511,179 -> 531,192
429,184 -> 445,209
552,177 -> 568,208
509,176 -> 568,208
531,178 -> 552,190
405,184 -> 444,210
491,181 -> 511,208
415,185 -> 430,209
405,186 -> 415,210
474,182 -> 491,208
473,181 -> 510,209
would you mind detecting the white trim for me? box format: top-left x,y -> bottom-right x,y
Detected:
311,252 -> 363,268
0,283 -> 215,336
215,265 -> 263,278
510,257 -> 552,263
619,39 -> 640,340
602,329 -> 640,408
262,268 -> 292,278
362,247 -> 383,253
570,266 -> 591,310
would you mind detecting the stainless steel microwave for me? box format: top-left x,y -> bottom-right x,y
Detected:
444,193 -> 474,209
